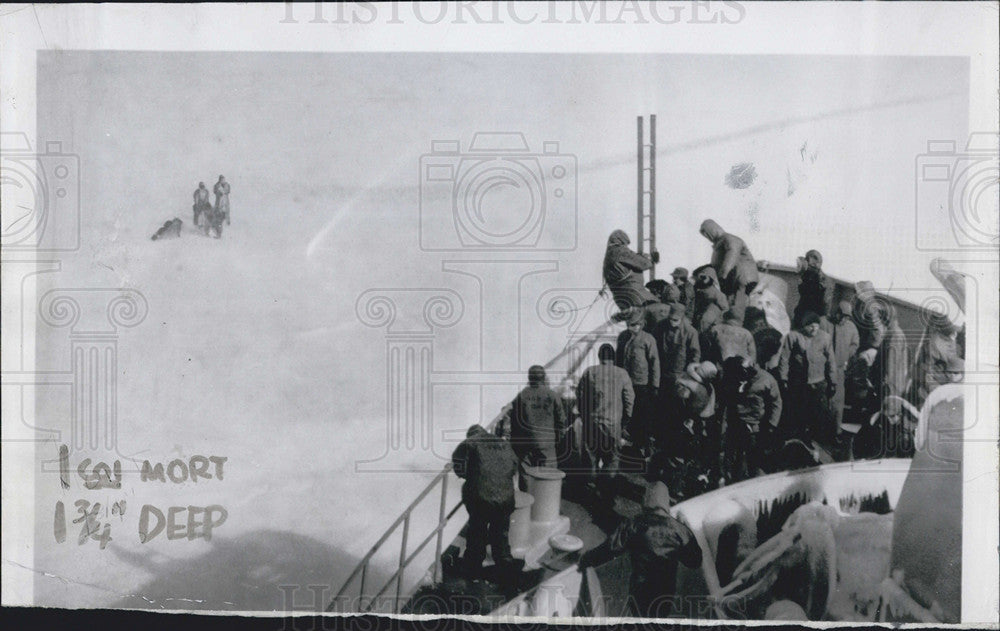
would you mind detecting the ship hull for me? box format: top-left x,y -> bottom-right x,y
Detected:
487,458 -> 911,620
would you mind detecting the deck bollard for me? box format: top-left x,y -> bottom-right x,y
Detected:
523,466 -> 565,523
509,491 -> 535,558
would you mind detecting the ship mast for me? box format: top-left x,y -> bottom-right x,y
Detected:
637,114 -> 657,279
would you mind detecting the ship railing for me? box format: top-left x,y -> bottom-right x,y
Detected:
326,461 -> 464,613
328,317 -> 619,614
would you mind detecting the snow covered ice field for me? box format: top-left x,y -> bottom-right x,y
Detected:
28,52 -> 968,610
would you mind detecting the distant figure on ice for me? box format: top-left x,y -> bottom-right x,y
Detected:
214,175 -> 231,226
699,219 -> 759,313
506,365 -> 566,468
150,218 -> 183,241
602,230 -> 657,312
451,424 -> 519,576
203,204 -> 224,239
192,182 -> 211,227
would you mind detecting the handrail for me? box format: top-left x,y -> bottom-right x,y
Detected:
328,316 -> 618,613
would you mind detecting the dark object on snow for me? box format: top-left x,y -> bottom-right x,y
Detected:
150,218 -> 183,241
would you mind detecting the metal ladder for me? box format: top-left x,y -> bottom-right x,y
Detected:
637,115 -> 657,280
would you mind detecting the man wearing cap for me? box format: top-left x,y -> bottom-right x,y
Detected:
451,424 -> 520,575
578,482 -> 702,617
603,230 -> 657,311
721,356 -> 783,482
508,365 -> 566,468
821,301 -> 860,433
616,311 -> 660,453
703,309 -> 757,367
652,303 -> 701,427
779,312 -> 837,443
699,219 -> 760,314
671,267 -> 696,320
577,344 -> 634,503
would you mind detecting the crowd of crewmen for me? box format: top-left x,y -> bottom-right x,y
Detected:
447,218 -> 964,598
578,219 -> 965,497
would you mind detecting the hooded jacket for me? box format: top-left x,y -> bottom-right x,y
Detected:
193,185 -> 210,207
793,269 -> 831,329
704,321 -> 757,365
692,265 -> 730,334
700,220 -> 759,294
579,507 -> 702,616
779,328 -> 837,386
729,368 -> 783,429
452,426 -> 519,505
643,301 -> 672,332
744,307 -> 783,368
213,179 -> 231,214
603,230 -> 656,309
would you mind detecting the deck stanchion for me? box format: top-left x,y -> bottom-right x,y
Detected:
434,474 -> 448,584
359,561 -> 368,611
396,513 -> 411,612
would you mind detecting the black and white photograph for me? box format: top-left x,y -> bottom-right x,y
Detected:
2,2 -> 998,626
